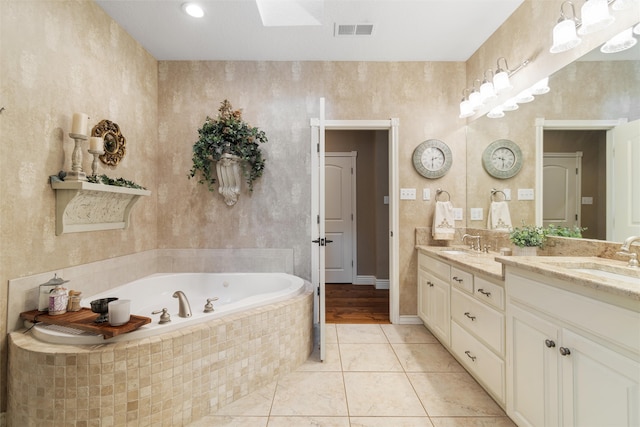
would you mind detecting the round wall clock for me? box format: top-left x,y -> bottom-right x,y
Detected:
412,139 -> 453,179
482,139 -> 523,179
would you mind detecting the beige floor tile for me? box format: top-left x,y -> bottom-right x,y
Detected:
381,324 -> 440,344
336,324 -> 387,344
267,416 -> 350,426
350,416 -> 435,426
297,343 -> 342,371
339,343 -> 403,372
214,381 -> 277,416
430,416 -> 517,427
270,371 -> 348,416
408,373 -> 505,417
343,372 -> 427,417
188,415 -> 268,427
325,323 -> 338,343
392,343 -> 465,373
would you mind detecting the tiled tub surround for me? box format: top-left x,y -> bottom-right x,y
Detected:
6,248 -> 314,425
8,288 -> 313,426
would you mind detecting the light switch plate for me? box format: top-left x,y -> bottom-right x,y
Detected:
502,189 -> 511,201
470,208 -> 483,220
400,188 -> 416,200
582,197 -> 593,205
383,195 -> 389,205
453,208 -> 463,220
423,188 -> 431,201
518,189 -> 535,200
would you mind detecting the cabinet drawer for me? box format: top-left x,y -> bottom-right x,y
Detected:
452,288 -> 504,355
474,276 -> 504,310
419,252 -> 450,281
451,267 -> 473,293
451,321 -> 505,404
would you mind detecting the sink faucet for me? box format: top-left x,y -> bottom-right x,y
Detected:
462,234 -> 481,251
619,236 -> 640,268
172,291 -> 192,318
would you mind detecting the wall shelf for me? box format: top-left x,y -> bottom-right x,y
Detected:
51,178 -> 151,235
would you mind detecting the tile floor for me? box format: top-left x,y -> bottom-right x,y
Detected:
189,324 -> 517,427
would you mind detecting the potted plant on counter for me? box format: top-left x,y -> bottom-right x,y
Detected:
189,99 -> 268,205
509,223 -> 547,256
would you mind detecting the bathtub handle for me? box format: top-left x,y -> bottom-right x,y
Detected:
204,297 -> 219,313
151,308 -> 171,324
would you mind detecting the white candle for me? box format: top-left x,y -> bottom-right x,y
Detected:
89,136 -> 103,152
71,112 -> 89,136
108,299 -> 131,326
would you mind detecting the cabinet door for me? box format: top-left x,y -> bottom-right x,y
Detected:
507,303 -> 560,427
417,270 -> 429,323
428,274 -> 450,346
561,329 -> 640,427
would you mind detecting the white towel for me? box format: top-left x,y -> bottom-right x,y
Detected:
432,201 -> 455,240
487,201 -> 512,231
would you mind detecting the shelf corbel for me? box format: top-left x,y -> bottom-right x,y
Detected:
50,177 -> 151,235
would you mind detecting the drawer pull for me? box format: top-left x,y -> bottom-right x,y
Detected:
544,339 -> 556,348
559,347 -> 571,356
452,276 -> 464,283
427,281 -> 434,287
477,288 -> 491,297
463,312 -> 476,321
464,350 -> 477,362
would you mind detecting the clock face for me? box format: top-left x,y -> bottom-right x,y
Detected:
482,139 -> 522,179
413,139 -> 452,179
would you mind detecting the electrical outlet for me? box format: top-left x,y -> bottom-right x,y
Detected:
453,208 -> 463,220
470,208 -> 483,220
400,188 -> 416,200
518,189 -> 535,200
423,188 -> 431,201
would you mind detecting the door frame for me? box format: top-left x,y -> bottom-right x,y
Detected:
534,118 -> 626,233
325,151 -> 358,284
311,118 -> 400,324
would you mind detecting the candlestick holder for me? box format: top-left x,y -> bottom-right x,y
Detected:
88,149 -> 105,177
65,133 -> 88,181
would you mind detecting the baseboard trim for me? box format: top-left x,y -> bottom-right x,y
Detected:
353,275 -> 376,285
375,279 -> 390,290
397,315 -> 423,325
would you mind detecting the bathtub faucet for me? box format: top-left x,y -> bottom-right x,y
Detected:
172,291 -> 192,318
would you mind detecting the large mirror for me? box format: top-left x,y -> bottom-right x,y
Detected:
465,42 -> 640,242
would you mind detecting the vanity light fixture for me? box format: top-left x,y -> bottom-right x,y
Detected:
480,70 -> 497,103
493,57 -> 513,94
578,0 -> 615,35
601,27 -> 638,53
469,80 -> 483,111
550,1 -> 582,53
515,88 -> 535,104
530,77 -> 551,95
501,97 -> 519,112
635,22 -> 640,35
182,2 -> 204,18
612,0 -> 640,9
487,106 -> 505,119
459,89 -> 475,119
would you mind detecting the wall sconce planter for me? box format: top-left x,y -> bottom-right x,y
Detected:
216,153 -> 242,206
50,178 -> 150,235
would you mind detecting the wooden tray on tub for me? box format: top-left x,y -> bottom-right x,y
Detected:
20,308 -> 151,339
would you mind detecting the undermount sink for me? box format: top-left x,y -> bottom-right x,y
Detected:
440,250 -> 468,255
570,266 -> 640,285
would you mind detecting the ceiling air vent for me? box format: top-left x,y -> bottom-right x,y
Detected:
334,23 -> 374,36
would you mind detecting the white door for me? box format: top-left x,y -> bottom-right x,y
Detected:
609,119 -> 640,241
325,153 -> 355,283
543,153 -> 582,229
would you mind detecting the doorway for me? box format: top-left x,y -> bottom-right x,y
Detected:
325,131 -> 390,323
543,152 -> 583,230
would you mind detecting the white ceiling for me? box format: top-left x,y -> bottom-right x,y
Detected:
96,0 -> 525,62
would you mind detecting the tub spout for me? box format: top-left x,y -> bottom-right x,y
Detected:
172,291 -> 192,318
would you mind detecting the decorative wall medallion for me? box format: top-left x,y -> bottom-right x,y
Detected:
412,139 -> 453,179
91,120 -> 126,166
482,139 -> 523,179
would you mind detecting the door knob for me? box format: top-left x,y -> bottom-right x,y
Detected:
545,339 -> 556,348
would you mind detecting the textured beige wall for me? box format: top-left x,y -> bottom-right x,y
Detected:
0,0 -> 158,413
156,61 -> 467,316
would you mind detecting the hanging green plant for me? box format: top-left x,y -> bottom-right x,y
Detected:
188,100 -> 268,192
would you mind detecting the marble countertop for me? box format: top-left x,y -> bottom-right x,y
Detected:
416,245 -> 640,307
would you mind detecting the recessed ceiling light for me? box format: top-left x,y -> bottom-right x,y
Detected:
182,2 -> 204,18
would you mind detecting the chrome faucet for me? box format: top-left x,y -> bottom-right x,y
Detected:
619,236 -> 640,267
462,234 -> 481,251
172,291 -> 192,318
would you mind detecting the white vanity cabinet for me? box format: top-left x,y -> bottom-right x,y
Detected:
417,252 -> 450,346
506,268 -> 640,427
417,250 -> 506,406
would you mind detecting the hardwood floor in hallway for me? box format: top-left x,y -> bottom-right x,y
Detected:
325,284 -> 390,324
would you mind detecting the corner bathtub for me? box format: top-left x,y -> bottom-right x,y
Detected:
30,272 -> 307,345
9,271 -> 314,426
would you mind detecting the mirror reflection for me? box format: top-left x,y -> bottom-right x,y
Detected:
466,44 -> 640,242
